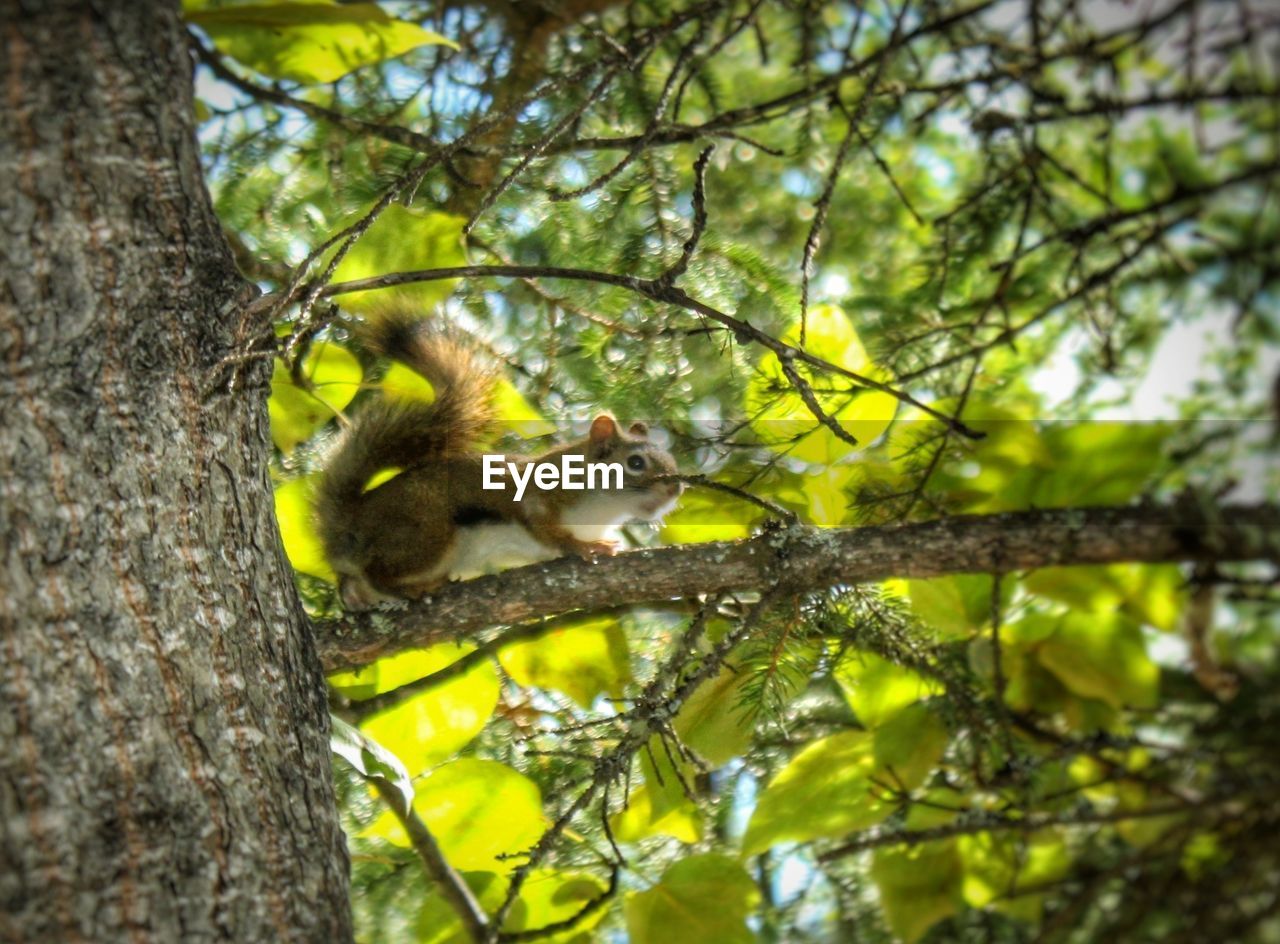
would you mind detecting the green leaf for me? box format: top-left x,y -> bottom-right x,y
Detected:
871,840 -> 964,943
268,339 -> 362,452
835,649 -> 942,728
742,708 -> 946,856
958,830 -> 1071,923
871,703 -> 949,788
189,3 -> 456,85
674,640 -> 813,768
329,713 -> 413,811
273,474 -> 334,580
1030,423 -> 1169,508
1003,613 -> 1063,646
982,630 -> 1074,717
744,732 -> 880,855
416,872 -> 502,944
625,854 -> 760,944
328,205 -> 466,311
364,758 -> 546,872
1179,831 -> 1228,880
918,399 -> 1062,515
1112,780 -> 1185,847
1024,564 -> 1185,631
505,869 -> 609,943
499,615 -> 631,709
1037,612 -> 1159,710
331,643 -> 499,774
672,666 -> 756,766
887,573 -> 1007,639
973,614 -> 1123,725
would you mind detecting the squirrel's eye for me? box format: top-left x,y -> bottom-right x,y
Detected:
626,454 -> 646,471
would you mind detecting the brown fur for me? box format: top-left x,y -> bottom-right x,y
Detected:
315,312 -> 681,608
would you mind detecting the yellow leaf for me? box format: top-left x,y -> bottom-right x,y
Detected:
803,464 -> 853,525
329,206 -> 466,311
267,339 -> 362,452
332,643 -> 499,774
499,615 -> 630,709
381,360 -> 436,400
610,784 -> 702,844
190,3 -> 456,85
492,378 -> 557,438
746,304 -> 897,462
382,339 -> 553,439
661,489 -> 758,544
363,759 -> 545,872
273,474 -> 333,581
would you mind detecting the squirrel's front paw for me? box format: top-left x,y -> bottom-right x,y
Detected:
576,539 -> 619,559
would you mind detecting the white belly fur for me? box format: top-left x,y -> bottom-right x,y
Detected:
557,492 -> 644,542
444,497 -> 639,580
445,522 -> 562,580
441,491 -> 663,581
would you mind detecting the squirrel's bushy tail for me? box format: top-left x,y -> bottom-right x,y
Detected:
315,312 -> 497,560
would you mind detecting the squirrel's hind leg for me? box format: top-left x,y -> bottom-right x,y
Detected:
338,573 -> 398,610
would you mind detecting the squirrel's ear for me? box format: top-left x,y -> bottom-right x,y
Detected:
589,414 -> 619,443
629,421 -> 649,437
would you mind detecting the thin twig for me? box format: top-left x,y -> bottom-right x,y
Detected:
371,780 -> 490,943
658,144 -> 714,287
497,865 -> 619,942
677,473 -> 798,522
286,262 -> 984,438
341,621 -> 556,721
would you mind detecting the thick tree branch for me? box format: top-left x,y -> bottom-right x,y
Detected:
313,502 -> 1280,671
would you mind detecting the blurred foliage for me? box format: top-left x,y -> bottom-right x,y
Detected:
193,0 -> 1280,940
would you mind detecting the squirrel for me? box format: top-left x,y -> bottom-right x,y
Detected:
315,312 -> 683,609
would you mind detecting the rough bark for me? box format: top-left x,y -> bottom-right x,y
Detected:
316,502 -> 1280,671
1,3 -> 350,941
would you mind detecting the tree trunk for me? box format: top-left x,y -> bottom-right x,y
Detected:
0,3 -> 350,941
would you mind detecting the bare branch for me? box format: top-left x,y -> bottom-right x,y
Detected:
816,790 -> 1247,862
657,144 -> 714,287
190,36 -> 443,156
340,620 -> 559,721
677,473 -> 798,522
774,351 -> 862,450
290,262 -> 985,438
370,780 -> 490,943
799,2 -> 907,345
497,866 -> 619,942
